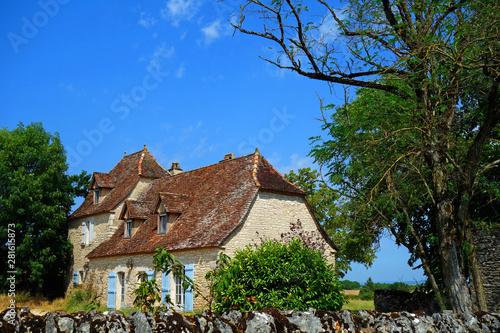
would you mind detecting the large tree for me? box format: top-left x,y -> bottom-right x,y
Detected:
0,123 -> 90,298
231,0 -> 500,312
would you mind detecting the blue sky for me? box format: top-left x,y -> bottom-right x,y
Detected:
1,1 -> 424,284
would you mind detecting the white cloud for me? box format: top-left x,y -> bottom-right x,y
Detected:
161,0 -> 201,26
176,63 -> 186,78
147,43 -> 175,71
200,19 -> 234,45
201,20 -> 222,44
138,12 -> 158,28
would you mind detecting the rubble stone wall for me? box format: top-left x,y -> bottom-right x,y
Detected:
3,308 -> 499,333
472,226 -> 500,313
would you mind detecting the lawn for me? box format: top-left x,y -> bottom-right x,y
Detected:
341,299 -> 375,312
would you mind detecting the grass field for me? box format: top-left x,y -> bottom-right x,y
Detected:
0,293 -> 67,315
341,299 -> 375,312
340,291 -> 374,312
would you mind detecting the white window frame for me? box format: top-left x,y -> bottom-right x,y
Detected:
88,220 -> 95,242
174,271 -> 185,309
118,272 -> 126,308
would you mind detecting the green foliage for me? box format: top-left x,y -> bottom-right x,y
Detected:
206,239 -> 345,314
133,248 -> 199,315
0,122 -> 90,298
133,272 -> 163,315
65,286 -> 103,313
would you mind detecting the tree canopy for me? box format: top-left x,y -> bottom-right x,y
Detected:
0,123 -> 90,297
284,168 -> 376,276
232,0 -> 500,313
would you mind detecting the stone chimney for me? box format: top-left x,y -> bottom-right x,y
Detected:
223,153 -> 234,161
169,162 -> 183,175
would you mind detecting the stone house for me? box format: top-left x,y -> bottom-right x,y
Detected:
67,147 -> 337,311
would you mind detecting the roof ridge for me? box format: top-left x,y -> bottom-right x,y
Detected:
138,151 -> 145,175
166,151 -> 257,177
252,148 -> 260,187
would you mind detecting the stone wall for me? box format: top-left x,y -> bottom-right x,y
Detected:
374,290 -> 441,314
3,308 -> 500,333
222,191 -> 336,263
472,226 -> 500,313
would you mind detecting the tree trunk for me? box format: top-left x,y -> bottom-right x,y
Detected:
436,200 -> 473,314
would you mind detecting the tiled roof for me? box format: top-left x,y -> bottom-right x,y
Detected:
87,150 -> 307,258
157,193 -> 189,213
70,148 -> 169,219
123,200 -> 154,220
92,172 -> 117,188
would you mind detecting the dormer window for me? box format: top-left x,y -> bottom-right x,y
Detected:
158,212 -> 168,234
94,188 -> 100,204
125,220 -> 133,238
155,194 -> 185,235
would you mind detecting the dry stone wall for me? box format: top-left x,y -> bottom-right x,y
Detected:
3,307 -> 500,333
472,226 -> 500,313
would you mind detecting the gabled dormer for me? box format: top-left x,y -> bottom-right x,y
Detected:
154,192 -> 188,235
89,172 -> 117,204
120,200 -> 152,238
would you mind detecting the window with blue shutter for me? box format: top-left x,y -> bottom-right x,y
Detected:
107,272 -> 116,309
146,270 -> 154,281
161,272 -> 170,306
184,264 -> 194,312
73,271 -> 78,285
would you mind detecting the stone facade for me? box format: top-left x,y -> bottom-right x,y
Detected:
68,178 -> 155,289
85,248 -> 219,311
222,191 -> 335,262
472,226 -> 500,313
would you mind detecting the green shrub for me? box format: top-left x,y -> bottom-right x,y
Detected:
206,239 -> 345,314
359,292 -> 374,301
65,286 -> 103,313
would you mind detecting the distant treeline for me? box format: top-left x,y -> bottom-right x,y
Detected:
340,278 -> 417,300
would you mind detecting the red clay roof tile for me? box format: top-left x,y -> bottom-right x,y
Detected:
85,150 -> 314,258
70,148 -> 168,219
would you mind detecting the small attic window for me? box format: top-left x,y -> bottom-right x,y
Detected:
125,220 -> 133,238
94,188 -> 100,204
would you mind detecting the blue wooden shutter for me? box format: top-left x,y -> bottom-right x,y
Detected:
146,270 -> 155,281
107,272 -> 116,309
161,272 -> 170,306
73,271 -> 78,285
184,264 -> 194,312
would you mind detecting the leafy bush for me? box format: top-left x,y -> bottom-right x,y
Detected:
206,239 -> 345,314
